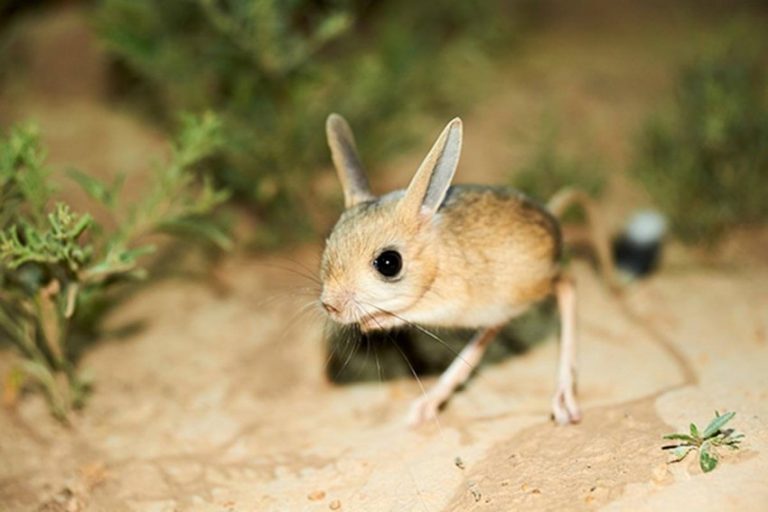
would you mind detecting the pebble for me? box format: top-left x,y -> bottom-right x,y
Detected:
308,490 -> 326,501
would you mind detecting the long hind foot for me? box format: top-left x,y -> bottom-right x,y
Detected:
551,379 -> 581,425
406,390 -> 447,426
552,276 -> 581,425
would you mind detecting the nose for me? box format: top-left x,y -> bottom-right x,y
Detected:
322,301 -> 340,314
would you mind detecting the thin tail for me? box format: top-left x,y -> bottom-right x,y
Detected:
548,187 -> 619,290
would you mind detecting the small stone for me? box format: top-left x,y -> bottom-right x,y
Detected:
454,457 -> 465,470
308,490 -> 326,501
329,499 -> 341,510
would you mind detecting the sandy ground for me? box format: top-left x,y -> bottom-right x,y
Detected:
2,254 -> 767,511
2,3 -> 768,511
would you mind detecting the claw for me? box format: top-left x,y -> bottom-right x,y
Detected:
406,393 -> 443,427
551,385 -> 581,425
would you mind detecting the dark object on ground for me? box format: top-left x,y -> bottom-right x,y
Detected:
613,210 -> 667,278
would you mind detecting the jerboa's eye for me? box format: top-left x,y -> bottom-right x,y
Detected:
373,250 -> 402,278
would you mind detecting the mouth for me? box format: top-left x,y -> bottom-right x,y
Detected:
358,312 -> 394,332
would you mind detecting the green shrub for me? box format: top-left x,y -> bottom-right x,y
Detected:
0,113 -> 229,420
633,37 -> 768,243
95,0 -> 521,245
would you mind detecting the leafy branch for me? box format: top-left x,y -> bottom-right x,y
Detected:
0,112 -> 229,421
662,411 -> 744,472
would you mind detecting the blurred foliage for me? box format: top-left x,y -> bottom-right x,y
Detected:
95,0 -> 525,245
0,0 -> 33,22
0,113 -> 229,420
513,122 -> 605,210
633,35 -> 768,243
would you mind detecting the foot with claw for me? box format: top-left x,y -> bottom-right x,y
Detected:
406,392 -> 446,427
551,384 -> 581,425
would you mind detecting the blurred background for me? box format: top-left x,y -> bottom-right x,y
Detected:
2,0 -> 767,244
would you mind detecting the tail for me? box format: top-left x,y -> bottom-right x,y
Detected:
548,187 -> 619,290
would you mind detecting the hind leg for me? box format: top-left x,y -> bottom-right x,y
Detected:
552,275 -> 581,424
407,326 -> 502,427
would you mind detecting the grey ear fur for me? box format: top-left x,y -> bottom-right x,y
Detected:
399,117 -> 463,217
326,113 -> 375,208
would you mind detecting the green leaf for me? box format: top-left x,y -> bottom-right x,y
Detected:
68,169 -> 123,208
82,244 -> 155,281
1,124 -> 52,219
702,411 -> 735,439
314,12 -> 353,45
155,217 -> 232,250
663,433 -> 697,443
118,245 -> 156,263
689,423 -> 700,439
172,111 -> 223,168
699,443 -> 719,472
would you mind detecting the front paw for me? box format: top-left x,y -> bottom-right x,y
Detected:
406,393 -> 445,427
551,385 -> 581,425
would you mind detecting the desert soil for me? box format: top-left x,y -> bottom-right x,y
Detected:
2,3 -> 768,511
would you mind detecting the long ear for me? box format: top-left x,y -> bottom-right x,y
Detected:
398,117 -> 462,218
326,113 -> 374,208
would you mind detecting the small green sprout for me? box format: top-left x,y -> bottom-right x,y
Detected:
662,411 -> 744,473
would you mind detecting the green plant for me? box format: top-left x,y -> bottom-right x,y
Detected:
0,113 -> 229,420
633,35 -> 768,243
662,411 -> 744,472
96,0 -> 520,245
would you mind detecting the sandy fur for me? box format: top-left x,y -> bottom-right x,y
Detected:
320,185 -> 561,329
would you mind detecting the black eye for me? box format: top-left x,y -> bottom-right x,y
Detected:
373,250 -> 402,278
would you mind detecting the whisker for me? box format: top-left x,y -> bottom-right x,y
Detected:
336,339 -> 359,380
323,320 -> 342,373
380,320 -> 442,431
247,286 -> 321,312
274,254 -> 321,278
333,319 -> 363,380
361,302 -> 472,369
374,338 -> 383,384
407,468 -> 431,512
251,260 -> 322,286
269,299 -> 324,351
356,331 -> 373,381
366,313 -> 421,388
